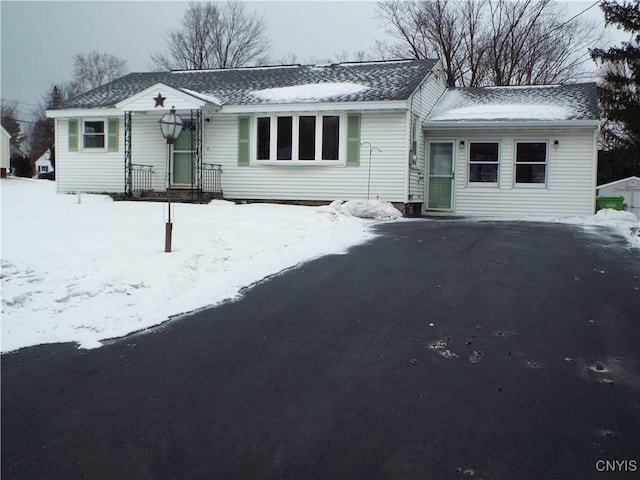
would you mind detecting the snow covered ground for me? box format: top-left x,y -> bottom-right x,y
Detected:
481,209 -> 640,248
2,178 -> 638,353
1,178 -> 393,353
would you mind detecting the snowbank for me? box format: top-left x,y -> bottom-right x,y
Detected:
555,209 -> 640,248
481,209 -> 640,248
325,199 -> 403,220
1,178 -> 383,352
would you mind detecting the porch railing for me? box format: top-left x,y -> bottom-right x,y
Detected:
131,164 -> 154,198
202,163 -> 223,194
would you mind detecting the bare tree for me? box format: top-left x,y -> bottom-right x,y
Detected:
151,1 -> 270,70
71,51 -> 127,92
278,52 -> 301,65
376,0 -> 600,87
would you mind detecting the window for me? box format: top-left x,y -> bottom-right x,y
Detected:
321,116 -> 339,160
299,116 -> 316,160
255,113 -> 341,163
256,117 -> 270,160
469,142 -> 499,183
277,116 -> 292,160
515,142 -> 547,184
83,120 -> 105,149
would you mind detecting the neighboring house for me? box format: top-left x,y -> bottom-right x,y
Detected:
34,150 -> 54,176
597,176 -> 640,217
46,59 -> 599,216
0,126 -> 9,177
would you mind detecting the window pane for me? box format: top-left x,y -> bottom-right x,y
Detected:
430,143 -> 452,175
84,121 -> 104,134
257,117 -> 270,160
322,116 -> 339,160
516,164 -> 546,183
516,142 -> 546,162
469,164 -> 498,182
298,116 -> 316,160
174,120 -> 193,151
84,135 -> 105,148
470,142 -> 498,162
277,116 -> 292,160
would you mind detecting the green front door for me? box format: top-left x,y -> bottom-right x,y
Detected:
427,141 -> 454,210
173,120 -> 194,185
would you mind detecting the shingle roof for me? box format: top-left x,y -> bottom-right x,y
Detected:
60,59 -> 439,109
425,83 -> 599,122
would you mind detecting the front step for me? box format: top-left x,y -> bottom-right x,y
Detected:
129,189 -> 223,204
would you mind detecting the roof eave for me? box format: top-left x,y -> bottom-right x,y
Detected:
422,119 -> 600,131
220,99 -> 410,114
46,107 -> 122,119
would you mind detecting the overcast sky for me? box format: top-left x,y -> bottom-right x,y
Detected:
0,0 -> 631,125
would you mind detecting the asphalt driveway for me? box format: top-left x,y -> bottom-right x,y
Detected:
2,220 -> 639,479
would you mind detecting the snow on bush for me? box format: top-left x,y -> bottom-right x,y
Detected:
327,199 -> 403,220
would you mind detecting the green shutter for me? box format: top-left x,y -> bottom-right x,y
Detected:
107,118 -> 119,152
68,119 -> 79,152
237,116 -> 250,166
346,114 -> 361,167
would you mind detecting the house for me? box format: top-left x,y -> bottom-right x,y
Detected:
597,176 -> 640,217
1,126 -> 10,177
46,59 -> 599,216
34,150 -> 55,176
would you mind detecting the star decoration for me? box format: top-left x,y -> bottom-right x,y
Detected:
154,93 -> 166,108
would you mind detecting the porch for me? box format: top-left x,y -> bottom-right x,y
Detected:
127,162 -> 223,202
122,108 -> 223,202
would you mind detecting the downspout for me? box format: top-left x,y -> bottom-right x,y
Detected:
592,125 -> 600,214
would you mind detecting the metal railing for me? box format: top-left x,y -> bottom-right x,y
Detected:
131,164 -> 154,198
202,163 -> 223,194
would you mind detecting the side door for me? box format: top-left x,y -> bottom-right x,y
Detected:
427,141 -> 455,211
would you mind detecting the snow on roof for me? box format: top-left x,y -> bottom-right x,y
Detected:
426,83 -> 598,123
431,104 -> 571,121
180,88 -> 223,106
251,82 -> 368,102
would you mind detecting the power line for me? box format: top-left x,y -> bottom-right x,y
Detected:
0,76 -> 50,89
1,115 -> 40,125
564,0 -> 601,25
1,98 -> 41,109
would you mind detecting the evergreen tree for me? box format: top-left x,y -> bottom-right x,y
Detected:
590,0 -> 640,182
29,86 -> 64,168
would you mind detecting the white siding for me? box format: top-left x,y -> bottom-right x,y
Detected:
205,111 -> 409,202
56,118 -> 125,193
408,69 -> 447,204
1,128 -> 10,171
426,128 -> 598,217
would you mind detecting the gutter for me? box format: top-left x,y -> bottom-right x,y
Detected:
422,120 -> 600,131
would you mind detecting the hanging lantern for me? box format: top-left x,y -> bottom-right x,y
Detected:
158,107 -> 184,144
